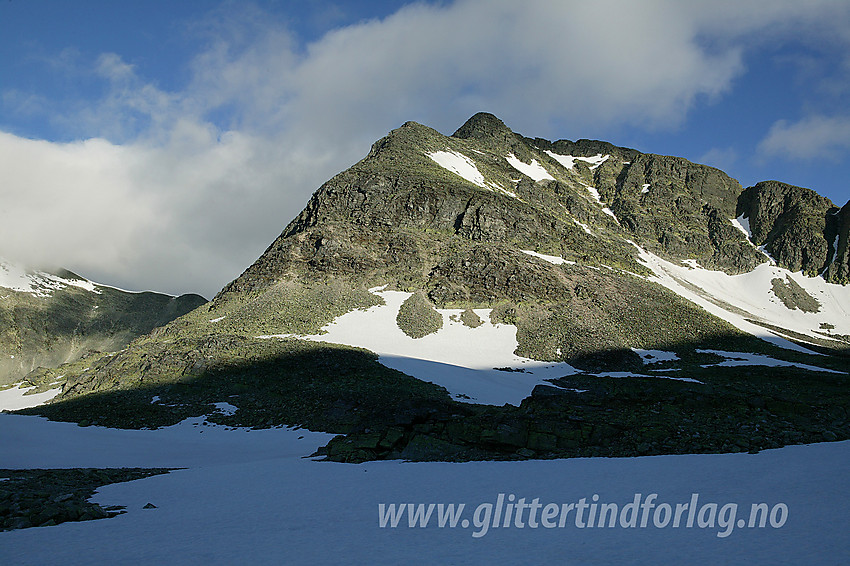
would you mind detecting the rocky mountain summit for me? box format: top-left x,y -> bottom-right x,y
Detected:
214,112 -> 847,358
738,180 -> 847,280
15,113 -> 849,463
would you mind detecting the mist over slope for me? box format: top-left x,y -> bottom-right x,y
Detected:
0,259 -> 206,386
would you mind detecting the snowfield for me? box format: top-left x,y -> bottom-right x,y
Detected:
631,242 -> 850,353
0,383 -> 61,410
259,287 -> 578,405
544,151 -> 610,170
0,259 -> 100,297
427,150 -> 516,198
505,153 -> 555,181
0,412 -> 847,565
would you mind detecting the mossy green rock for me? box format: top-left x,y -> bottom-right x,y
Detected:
770,276 -> 821,313
0,275 -> 205,386
396,291 -> 443,338
738,181 -> 845,279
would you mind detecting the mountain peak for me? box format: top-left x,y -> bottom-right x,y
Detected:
20,113 -> 850,468
452,112 -> 515,142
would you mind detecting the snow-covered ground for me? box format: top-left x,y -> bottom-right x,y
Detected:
259,287 -> 578,405
0,259 -> 99,297
631,242 -> 850,354
427,149 -> 516,198
1,412 -> 847,565
0,383 -> 61,410
427,150 -> 487,188
505,153 -> 554,181
544,151 -> 609,170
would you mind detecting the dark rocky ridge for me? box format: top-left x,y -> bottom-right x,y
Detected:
826,201 -> 850,284
737,180 -> 844,279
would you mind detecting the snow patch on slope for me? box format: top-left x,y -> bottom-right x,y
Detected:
0,259 -> 101,297
697,350 -> 843,374
211,402 -> 238,416
568,179 -> 618,221
428,150 -> 487,187
259,285 -> 694,403
730,215 -> 778,264
505,154 -> 554,181
574,220 -> 593,234
584,184 -> 618,220
630,242 -> 850,355
731,214 -> 752,239
632,349 -> 680,364
595,371 -> 701,384
259,288 -> 578,406
831,234 -> 840,265
428,150 -> 516,197
0,383 -> 61,411
545,151 -> 609,170
537,151 -> 618,220
522,250 -> 576,266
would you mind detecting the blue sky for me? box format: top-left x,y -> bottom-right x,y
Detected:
1,0 -> 848,296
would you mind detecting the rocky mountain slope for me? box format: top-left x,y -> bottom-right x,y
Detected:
214,112 -> 848,356
16,113 -> 849,462
0,260 -> 206,386
738,180 -> 847,280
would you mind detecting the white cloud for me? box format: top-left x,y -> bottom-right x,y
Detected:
0,125 -> 337,298
758,115 -> 850,161
1,0 -> 848,296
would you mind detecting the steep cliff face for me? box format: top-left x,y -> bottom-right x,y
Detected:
825,201 -> 850,284
600,151 -> 763,273
736,180 -> 843,278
